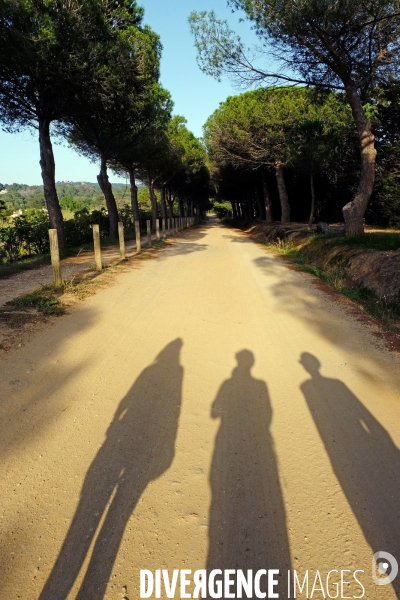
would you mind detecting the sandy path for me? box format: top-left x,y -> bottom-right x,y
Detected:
0,219 -> 400,600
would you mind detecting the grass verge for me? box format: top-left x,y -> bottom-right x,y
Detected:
266,239 -> 400,329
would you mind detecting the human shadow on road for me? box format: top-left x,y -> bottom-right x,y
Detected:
39,339 -> 183,600
207,350 -> 291,598
300,352 -> 400,594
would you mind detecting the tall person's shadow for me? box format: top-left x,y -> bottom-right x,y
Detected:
300,352 -> 400,594
39,339 -> 184,600
208,350 -> 291,598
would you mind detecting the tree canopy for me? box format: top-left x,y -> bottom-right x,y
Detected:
190,1 -> 400,233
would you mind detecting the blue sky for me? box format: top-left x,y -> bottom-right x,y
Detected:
0,1 -> 262,186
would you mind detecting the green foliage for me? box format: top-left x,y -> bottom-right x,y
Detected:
64,208 -> 110,248
204,87 -> 354,171
366,79 -> 400,226
6,287 -> 63,315
0,210 -> 50,262
267,233 -> 400,326
213,201 -> 232,218
0,204 -> 121,264
191,1 -> 400,90
189,11 -> 244,82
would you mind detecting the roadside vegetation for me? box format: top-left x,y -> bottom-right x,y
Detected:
254,226 -> 400,329
0,0 -> 210,264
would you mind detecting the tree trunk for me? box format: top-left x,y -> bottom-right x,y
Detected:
160,184 -> 167,221
246,191 -> 254,221
147,174 -> 158,231
231,200 -> 238,219
275,162 -> 290,223
343,82 -> 377,235
128,168 -> 140,223
97,155 -> 119,239
179,197 -> 184,217
308,170 -> 315,228
255,184 -> 264,222
262,174 -> 273,224
38,118 -> 66,251
167,199 -> 174,220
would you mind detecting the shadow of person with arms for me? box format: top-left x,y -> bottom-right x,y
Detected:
299,352 -> 400,595
39,338 -> 184,600
207,350 -> 291,599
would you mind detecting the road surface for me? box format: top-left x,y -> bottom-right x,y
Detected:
1,219 -> 400,600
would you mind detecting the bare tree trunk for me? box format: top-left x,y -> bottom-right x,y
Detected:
147,174 -> 158,231
168,190 -> 175,219
262,173 -> 273,224
343,82 -> 377,235
97,155 -> 119,239
247,191 -> 254,221
160,184 -> 167,221
38,118 -> 66,251
255,184 -> 264,222
308,170 -> 315,228
231,200 -> 238,219
275,162 -> 290,223
167,200 -> 173,219
179,197 -> 184,217
128,168 -> 140,223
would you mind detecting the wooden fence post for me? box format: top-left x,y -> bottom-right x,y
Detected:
118,222 -> 125,259
135,221 -> 141,252
156,219 -> 160,240
147,220 -> 152,247
92,224 -> 102,271
48,229 -> 62,287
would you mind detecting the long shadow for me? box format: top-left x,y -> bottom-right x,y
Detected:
39,339 -> 183,600
208,350 -> 291,598
299,353 -> 400,594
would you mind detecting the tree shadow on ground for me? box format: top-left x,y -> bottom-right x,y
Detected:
39,339 -> 183,600
252,253 -> 400,385
207,350 -> 291,599
299,352 -> 400,596
222,234 -> 254,244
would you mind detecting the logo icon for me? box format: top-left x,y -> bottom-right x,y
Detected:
372,551 -> 398,586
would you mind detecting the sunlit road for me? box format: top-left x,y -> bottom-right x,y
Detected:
1,219 -> 400,599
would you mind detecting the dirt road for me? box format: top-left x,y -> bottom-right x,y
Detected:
1,219 -> 400,600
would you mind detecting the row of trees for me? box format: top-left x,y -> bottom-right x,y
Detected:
204,87 -> 356,226
190,0 -> 400,234
0,0 -> 209,252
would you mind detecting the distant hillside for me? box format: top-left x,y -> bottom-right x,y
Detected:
0,181 -> 150,217
0,181 -> 141,216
